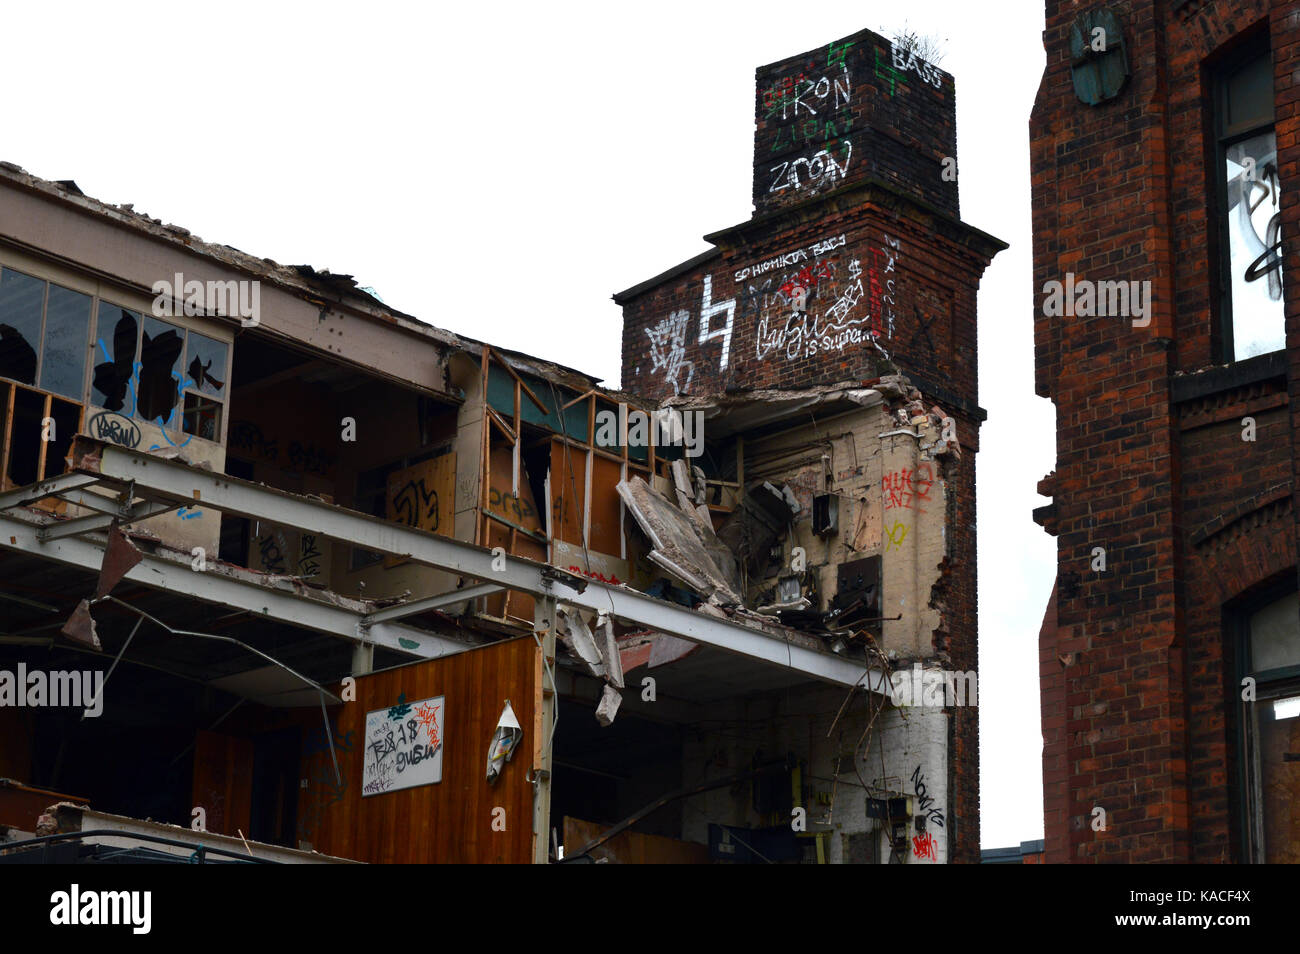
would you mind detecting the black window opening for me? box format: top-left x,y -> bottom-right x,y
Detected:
1235,585 -> 1300,863
1215,41 -> 1285,362
0,380 -> 83,490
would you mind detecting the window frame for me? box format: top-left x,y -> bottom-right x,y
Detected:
1212,36 -> 1282,363
1232,578 -> 1300,863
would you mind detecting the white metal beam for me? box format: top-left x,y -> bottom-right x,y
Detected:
362,582 -> 503,626
0,512 -> 471,660
71,439 -> 888,693
38,500 -> 181,541
0,473 -> 100,510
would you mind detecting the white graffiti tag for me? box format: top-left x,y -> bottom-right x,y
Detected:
768,142 -> 852,195
645,310 -> 695,394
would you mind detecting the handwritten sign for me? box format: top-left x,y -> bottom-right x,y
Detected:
362,695 -> 444,796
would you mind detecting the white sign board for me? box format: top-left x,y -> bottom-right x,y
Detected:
362,695 -> 444,796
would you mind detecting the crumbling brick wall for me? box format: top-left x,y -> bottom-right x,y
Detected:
616,24 -> 1002,862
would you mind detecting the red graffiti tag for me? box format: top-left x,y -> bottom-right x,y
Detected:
882,463 -> 934,513
568,565 -> 622,586
414,702 -> 441,748
912,831 -> 937,861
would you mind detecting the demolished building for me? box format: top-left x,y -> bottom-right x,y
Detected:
0,25 -> 1002,865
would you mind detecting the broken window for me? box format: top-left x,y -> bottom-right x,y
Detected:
0,268 -> 43,386
91,302 -> 139,412
0,380 -> 83,490
182,331 -> 227,439
1216,42 -> 1284,361
137,315 -> 184,425
1239,588 -> 1300,863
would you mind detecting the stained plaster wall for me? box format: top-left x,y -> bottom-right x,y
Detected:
743,399 -> 950,660
680,682 -> 949,863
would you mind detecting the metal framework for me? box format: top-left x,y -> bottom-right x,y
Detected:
0,437 -> 889,694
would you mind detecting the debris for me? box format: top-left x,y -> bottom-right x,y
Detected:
557,606 -> 606,679
60,600 -> 101,651
595,684 -> 622,727
597,613 -> 624,689
486,700 -> 523,783
94,526 -> 143,599
717,481 -> 798,576
647,633 -> 699,668
617,476 -> 742,604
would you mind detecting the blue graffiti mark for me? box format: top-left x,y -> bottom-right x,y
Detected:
178,506 -> 202,520
387,694 -> 412,721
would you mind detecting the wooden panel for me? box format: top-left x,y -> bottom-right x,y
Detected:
385,452 -> 456,568
191,730 -> 253,838
563,816 -> 709,864
549,439 -> 586,546
484,446 -> 545,624
298,635 -> 541,863
588,454 -> 623,556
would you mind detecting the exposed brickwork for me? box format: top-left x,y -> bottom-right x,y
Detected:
617,24 -> 1003,863
1032,0 -> 1299,862
754,29 -> 958,217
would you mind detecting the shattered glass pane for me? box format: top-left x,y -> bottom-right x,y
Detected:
91,303 -> 139,412
0,268 -> 44,386
186,331 -> 227,399
137,316 -> 184,425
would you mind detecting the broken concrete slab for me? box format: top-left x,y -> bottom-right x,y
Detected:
617,476 -> 742,605
557,606 -> 606,679
597,613 -> 624,689
595,684 -> 623,727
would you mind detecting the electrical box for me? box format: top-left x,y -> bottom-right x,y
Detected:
812,493 -> 838,537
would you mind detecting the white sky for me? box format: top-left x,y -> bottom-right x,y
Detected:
6,0 -> 1053,849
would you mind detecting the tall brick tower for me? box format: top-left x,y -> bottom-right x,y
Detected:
1032,1 -> 1300,863
615,26 -> 1005,863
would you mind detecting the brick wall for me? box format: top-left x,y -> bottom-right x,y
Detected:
753,28 -> 958,217
1032,0 -> 1299,862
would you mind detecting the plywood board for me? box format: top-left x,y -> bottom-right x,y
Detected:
296,636 -> 541,863
385,452 -> 456,567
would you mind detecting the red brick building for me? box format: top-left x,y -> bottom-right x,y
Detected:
1032,0 -> 1300,862
616,26 -> 1004,862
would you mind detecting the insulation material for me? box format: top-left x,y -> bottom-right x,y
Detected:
617,476 -> 743,605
